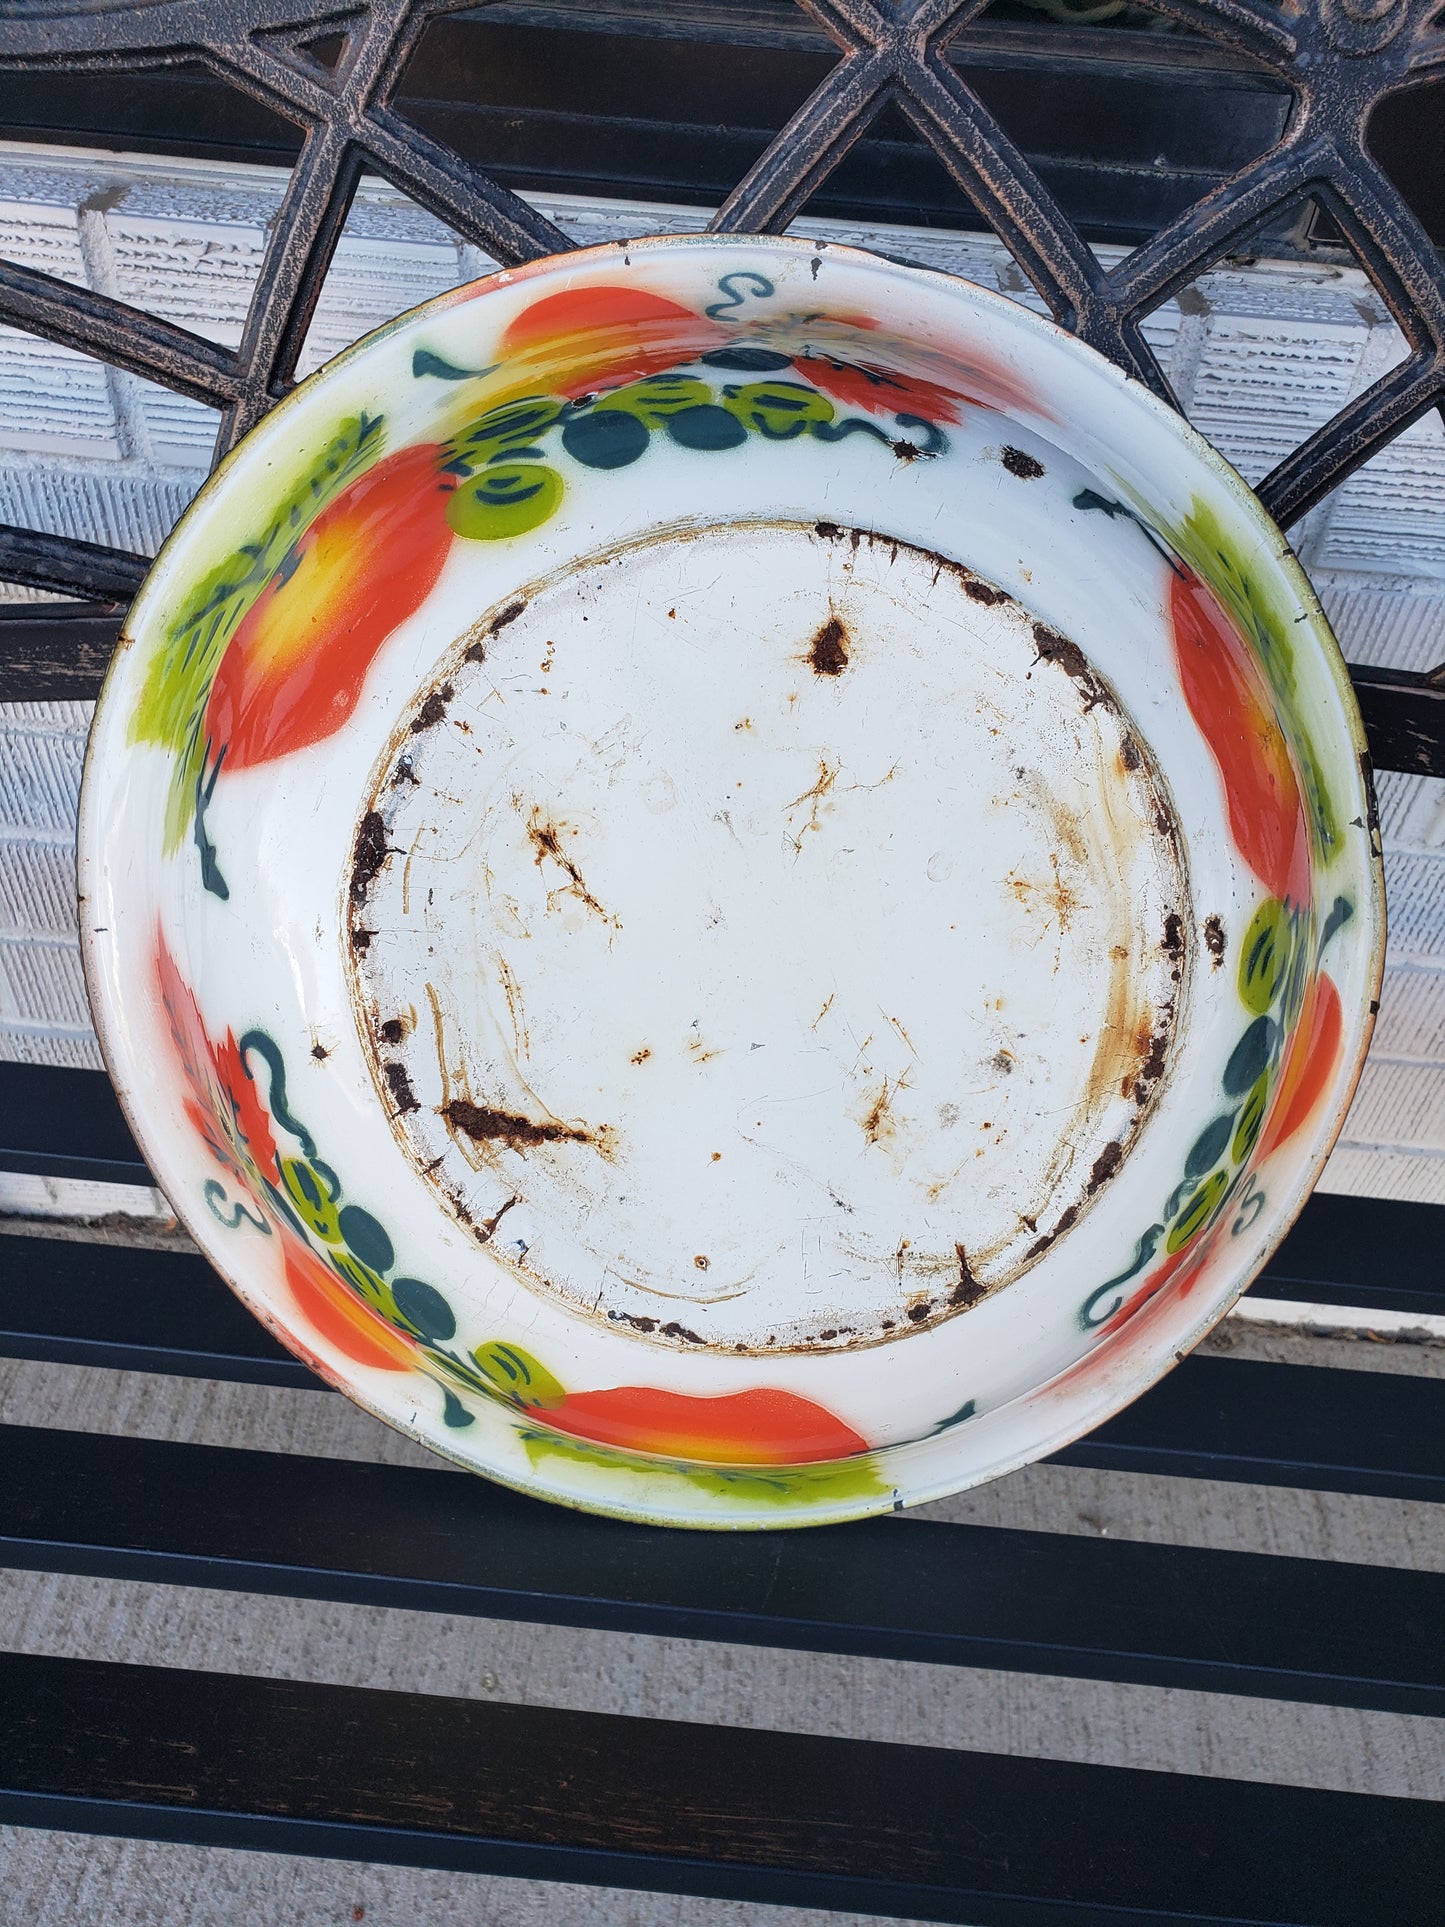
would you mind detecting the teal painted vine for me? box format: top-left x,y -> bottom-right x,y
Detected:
1077,892 -> 1353,1332
417,357 -> 949,543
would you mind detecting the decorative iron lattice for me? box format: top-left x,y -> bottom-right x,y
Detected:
0,0 -> 1442,765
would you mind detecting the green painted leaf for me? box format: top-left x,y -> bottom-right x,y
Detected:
130,411 -> 386,852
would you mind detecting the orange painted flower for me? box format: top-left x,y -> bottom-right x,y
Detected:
1171,568 -> 1311,905
1258,973 -> 1344,1162
499,284 -> 725,401
155,927 -> 276,1188
538,1383 -> 868,1465
795,356 -> 968,424
279,1240 -> 414,1373
205,442 -> 457,770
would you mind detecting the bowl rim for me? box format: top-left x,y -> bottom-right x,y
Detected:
76,228 -> 1387,1528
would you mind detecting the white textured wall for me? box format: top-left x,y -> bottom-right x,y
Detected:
1,140 -> 1441,1199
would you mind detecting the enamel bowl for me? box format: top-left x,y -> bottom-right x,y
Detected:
80,235 -> 1383,1528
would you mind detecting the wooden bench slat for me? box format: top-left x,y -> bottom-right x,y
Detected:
1,1652 -> 1439,1926
2,1422 -> 1441,1716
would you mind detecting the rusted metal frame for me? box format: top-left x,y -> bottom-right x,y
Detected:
0,0 -> 394,67
711,50 -> 896,234
218,123 -> 365,451
1256,154 -> 1445,525
0,255 -> 241,408
1131,0 -> 1299,62
355,105 -> 573,261
890,60 -> 1144,380
219,8 -> 573,264
0,527 -> 147,603
1261,350 -> 1445,529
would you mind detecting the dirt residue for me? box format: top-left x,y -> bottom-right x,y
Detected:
807,615 -> 849,676
444,1099 -> 595,1150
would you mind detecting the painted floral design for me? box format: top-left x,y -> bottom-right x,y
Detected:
1077,891 -> 1353,1335
1164,499 -> 1342,872
155,928 -> 878,1492
132,412 -> 386,866
132,272 -> 1027,892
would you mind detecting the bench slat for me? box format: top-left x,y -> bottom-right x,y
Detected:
2,1423 -> 1440,1715
1,1651 -> 1439,1926
7,1060 -> 1442,1318
4,1237 -> 1443,1498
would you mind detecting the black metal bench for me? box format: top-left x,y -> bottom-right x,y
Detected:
3,1 -> 1445,1918
2,1068 -> 1444,1921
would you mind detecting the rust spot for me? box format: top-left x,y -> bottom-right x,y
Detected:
631,1047 -> 652,1064
351,928 -> 374,951
891,437 -> 921,461
660,1320 -> 704,1344
808,615 -> 849,676
444,1100 -> 594,1149
950,1244 -> 986,1310
463,641 -> 487,663
391,755 -> 419,787
1032,624 -> 1103,708
785,757 -> 839,851
613,1310 -> 657,1333
962,577 -> 1007,606
350,810 -> 389,908
379,1017 -> 407,1045
906,1300 -> 934,1323
477,1194 -> 518,1242
1119,735 -> 1141,771
1204,915 -> 1226,966
490,599 -> 527,634
814,520 -> 844,539
1053,1203 -> 1079,1236
1129,1019 -> 1171,1103
861,1078 -> 898,1145
311,1043 -> 329,1061
384,1061 -> 420,1115
527,809 -> 614,923
1162,912 -> 1185,961
410,683 -> 454,733
1087,1140 -> 1124,1194
694,1254 -> 710,1270
1001,445 -> 1046,480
